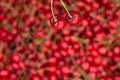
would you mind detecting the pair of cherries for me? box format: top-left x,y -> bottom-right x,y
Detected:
50,0 -> 81,30
50,11 -> 81,30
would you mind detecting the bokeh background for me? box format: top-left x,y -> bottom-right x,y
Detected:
0,0 -> 120,80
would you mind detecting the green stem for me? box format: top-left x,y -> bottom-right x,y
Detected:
51,0 -> 57,22
60,0 -> 72,18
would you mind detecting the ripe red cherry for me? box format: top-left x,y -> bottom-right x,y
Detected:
32,75 -> 41,80
67,48 -> 75,56
97,45 -> 107,55
11,63 -> 19,70
11,55 -> 20,63
92,2 -> 100,9
85,29 -> 93,39
0,13 -> 5,22
0,54 -> 4,61
29,16 -> 36,24
81,61 -> 90,71
44,40 -> 52,48
114,75 -> 120,80
114,9 -> 120,18
61,66 -> 69,75
65,11 -> 80,25
48,57 -> 57,65
0,69 -> 9,77
112,45 -> 120,55
60,41 -> 68,50
109,19 -> 117,29
50,15 -> 66,30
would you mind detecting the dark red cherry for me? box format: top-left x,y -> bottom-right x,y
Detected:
50,15 -> 66,30
65,11 -> 80,25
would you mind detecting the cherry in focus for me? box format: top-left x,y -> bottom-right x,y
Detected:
50,15 -> 67,30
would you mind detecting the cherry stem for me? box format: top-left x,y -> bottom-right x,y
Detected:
60,0 -> 73,19
51,0 -> 57,22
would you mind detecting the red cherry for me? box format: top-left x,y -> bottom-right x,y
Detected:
67,48 -> 75,56
60,50 -> 67,57
107,51 -> 113,58
29,16 -> 36,24
11,63 -> 19,70
52,44 -> 58,51
112,45 -> 120,55
0,54 -> 4,61
44,40 -> 52,48
61,66 -> 69,75
114,75 -> 120,80
32,75 -> 41,80
98,45 -> 108,55
81,61 -> 90,71
85,0 -> 92,4
0,13 -> 5,22
11,55 -> 20,63
95,31 -> 105,41
81,18 -> 89,27
48,66 -> 57,73
101,58 -> 108,66
93,25 -> 101,33
109,19 -> 117,29
10,73 -> 18,80
32,0 -> 38,7
106,77 -> 112,80
48,57 -> 57,65
65,11 -> 80,25
92,2 -> 100,9
60,41 -> 68,50
114,9 -> 120,18
50,15 -> 66,30
63,29 -> 70,36
0,69 -> 9,77
85,29 -> 93,39
94,56 -> 102,64
99,77 -> 106,80
89,65 -> 97,73
73,43 -> 80,51
108,2 -> 115,9
101,0 -> 109,5
49,74 -> 57,80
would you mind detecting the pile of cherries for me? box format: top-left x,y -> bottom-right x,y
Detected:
0,0 -> 120,80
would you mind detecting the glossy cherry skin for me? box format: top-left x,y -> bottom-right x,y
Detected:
65,11 -> 81,25
50,15 -> 67,30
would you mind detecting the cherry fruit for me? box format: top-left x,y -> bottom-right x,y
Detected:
65,11 -> 81,25
50,16 -> 67,30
